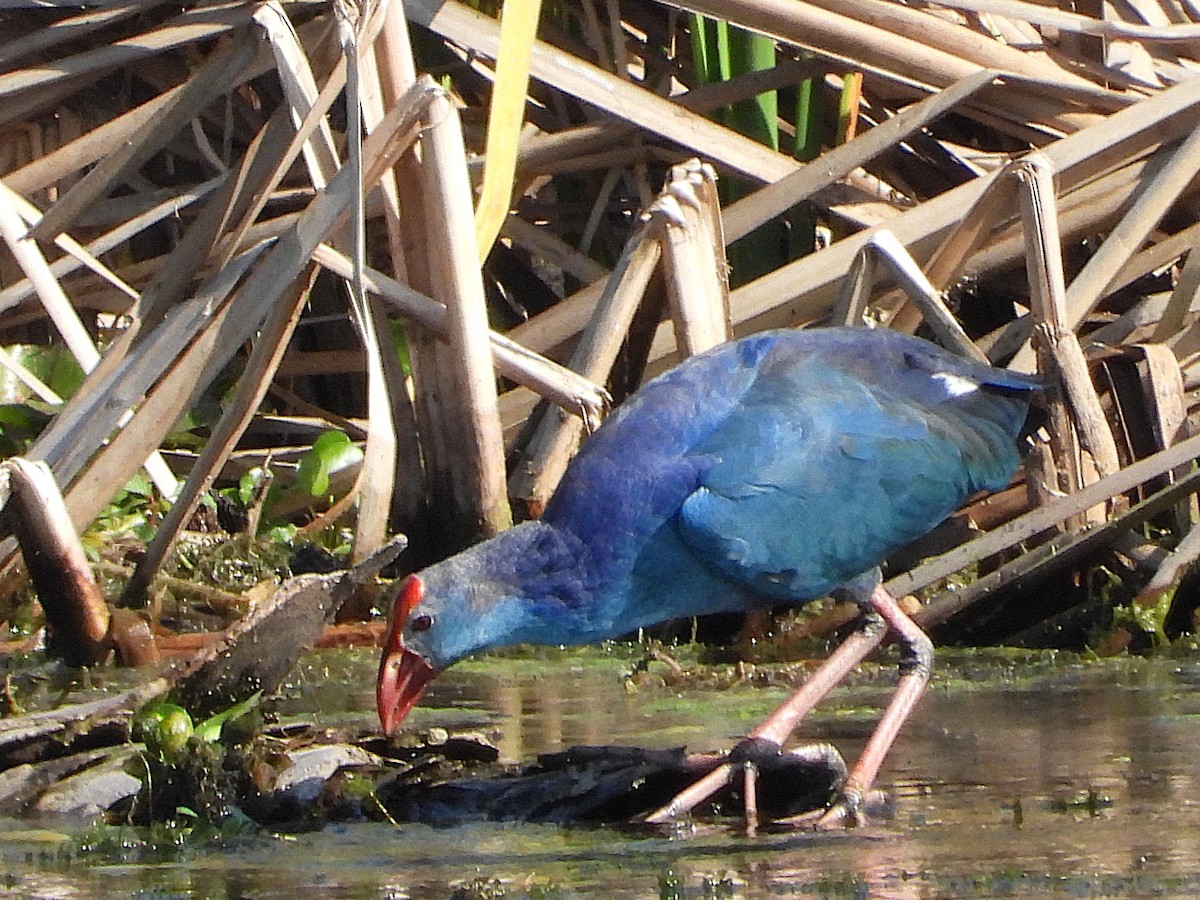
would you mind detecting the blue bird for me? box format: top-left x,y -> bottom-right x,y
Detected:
378,326 -> 1039,826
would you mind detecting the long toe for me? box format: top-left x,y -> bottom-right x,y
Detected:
644,740 -> 848,827
814,786 -> 894,829
643,761 -> 736,824
815,796 -> 866,830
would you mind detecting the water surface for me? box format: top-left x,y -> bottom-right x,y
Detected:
5,649 -> 1200,897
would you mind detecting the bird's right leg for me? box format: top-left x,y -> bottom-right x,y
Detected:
815,584 -> 932,828
643,609 -> 887,826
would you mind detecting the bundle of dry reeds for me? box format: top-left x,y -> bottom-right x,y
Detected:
3,0 -> 1200,655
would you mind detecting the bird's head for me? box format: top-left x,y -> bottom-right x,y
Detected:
376,574 -> 440,736
376,523 -> 579,736
377,568 -> 507,736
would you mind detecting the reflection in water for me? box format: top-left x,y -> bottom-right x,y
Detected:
403,654 -> 1200,896
8,652 -> 1200,897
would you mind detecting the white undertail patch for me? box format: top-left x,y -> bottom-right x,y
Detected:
931,371 -> 980,397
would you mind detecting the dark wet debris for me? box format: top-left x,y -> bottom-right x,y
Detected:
0,718 -> 845,831
375,741 -> 845,827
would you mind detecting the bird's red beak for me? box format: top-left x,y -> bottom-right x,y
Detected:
377,575 -> 438,736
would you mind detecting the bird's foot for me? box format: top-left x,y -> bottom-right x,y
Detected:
814,787 -> 866,830
643,739 -> 848,830
779,787 -> 892,830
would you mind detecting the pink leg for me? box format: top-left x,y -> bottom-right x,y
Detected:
816,585 -> 932,828
747,606 -> 888,745
643,604 -> 888,825
643,583 -> 932,829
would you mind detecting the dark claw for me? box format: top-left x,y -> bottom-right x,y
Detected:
814,787 -> 896,829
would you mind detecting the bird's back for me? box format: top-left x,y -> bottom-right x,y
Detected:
543,328 -> 1038,632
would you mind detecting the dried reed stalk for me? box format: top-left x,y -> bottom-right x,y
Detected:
419,90 -> 512,538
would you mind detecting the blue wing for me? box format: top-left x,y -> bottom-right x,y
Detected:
675,330 -> 1033,601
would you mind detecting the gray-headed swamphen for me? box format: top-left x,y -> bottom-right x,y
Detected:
377,326 -> 1040,827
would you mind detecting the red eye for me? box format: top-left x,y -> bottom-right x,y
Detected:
410,614 -> 433,633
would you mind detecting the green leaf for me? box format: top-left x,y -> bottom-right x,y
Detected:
262,522 -> 298,544
123,471 -> 154,499
9,345 -> 84,399
238,467 -> 266,506
0,403 -> 51,456
193,691 -> 262,744
295,430 -> 362,498
390,319 -> 411,376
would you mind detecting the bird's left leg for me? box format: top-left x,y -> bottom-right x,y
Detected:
644,601 -> 889,826
645,577 -> 932,829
